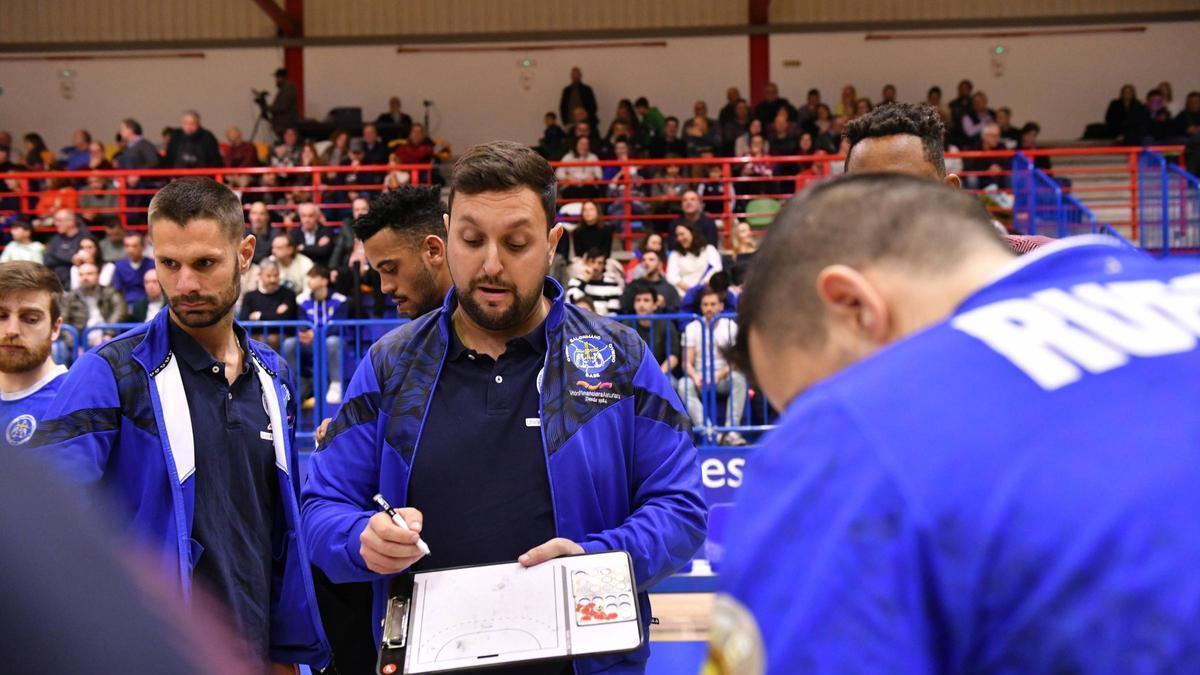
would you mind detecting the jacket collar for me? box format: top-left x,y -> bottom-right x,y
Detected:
133,307 -> 278,378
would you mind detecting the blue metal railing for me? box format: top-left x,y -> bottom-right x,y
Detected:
1138,150 -> 1200,256
1012,151 -> 1136,247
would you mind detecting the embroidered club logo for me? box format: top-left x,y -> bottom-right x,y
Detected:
5,414 -> 37,446
566,335 -> 616,379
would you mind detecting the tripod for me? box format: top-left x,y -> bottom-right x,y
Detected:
249,90 -> 275,144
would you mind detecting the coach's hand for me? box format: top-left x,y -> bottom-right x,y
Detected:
519,538 -> 584,567
359,509 -> 426,575
315,417 -> 332,446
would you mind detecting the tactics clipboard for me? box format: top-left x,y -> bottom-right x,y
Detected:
376,551 -> 644,674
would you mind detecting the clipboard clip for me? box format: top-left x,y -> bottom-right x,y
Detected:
382,595 -> 410,649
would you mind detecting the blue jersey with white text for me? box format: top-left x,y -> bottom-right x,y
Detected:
717,237 -> 1200,674
1,365 -> 67,450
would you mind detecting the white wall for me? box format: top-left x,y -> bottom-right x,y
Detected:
0,48 -> 282,152
770,22 -> 1200,139
304,36 -> 749,149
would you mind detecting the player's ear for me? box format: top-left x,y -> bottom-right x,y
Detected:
815,264 -> 889,344
424,234 -> 446,265
548,223 -> 565,266
944,172 -> 962,189
239,234 -> 255,272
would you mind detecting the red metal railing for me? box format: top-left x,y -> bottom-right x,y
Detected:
0,146 -> 1184,250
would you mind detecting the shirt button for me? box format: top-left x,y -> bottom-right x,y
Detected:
227,392 -> 233,400
495,375 -> 503,384
211,366 -> 220,374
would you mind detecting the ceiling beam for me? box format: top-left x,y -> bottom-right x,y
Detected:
249,0 -> 299,37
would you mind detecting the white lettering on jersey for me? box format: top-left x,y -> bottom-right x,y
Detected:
952,273 -> 1200,390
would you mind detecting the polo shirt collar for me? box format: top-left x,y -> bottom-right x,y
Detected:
167,316 -> 252,376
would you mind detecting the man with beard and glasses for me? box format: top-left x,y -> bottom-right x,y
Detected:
302,141 -> 706,675
0,262 -> 68,450
30,178 -> 330,673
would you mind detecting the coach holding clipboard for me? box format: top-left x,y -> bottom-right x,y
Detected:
302,141 -> 707,674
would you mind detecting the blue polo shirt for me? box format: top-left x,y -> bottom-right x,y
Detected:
167,319 -> 278,663
112,257 -> 155,305
2,365 -> 68,450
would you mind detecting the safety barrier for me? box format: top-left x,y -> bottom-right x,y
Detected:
1138,150 -> 1200,255
68,313 -> 767,448
1012,151 -> 1124,242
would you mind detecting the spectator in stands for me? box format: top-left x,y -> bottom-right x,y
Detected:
568,200 -> 615,260
79,174 -> 117,219
835,84 -> 858,119
1157,81 -> 1176,113
391,123 -> 435,165
631,284 -> 681,376
559,66 -> 598,127
116,118 -> 159,170
964,123 -> 1009,190
556,136 -> 602,200
881,84 -> 898,106
698,163 -> 727,215
854,97 -> 874,119
35,177 -> 79,221
1177,91 -> 1200,138
718,87 -> 742,127
795,89 -> 821,133
238,259 -> 298,324
628,232 -> 667,282
768,112 -> 801,183
684,100 -> 717,137
565,248 -> 624,316
927,85 -> 950,124
321,129 -> 351,168
632,98 -> 663,143
949,79 -> 974,135
59,129 -> 92,170
329,197 -> 367,274
680,287 -> 746,445
111,232 -> 154,306
98,217 -> 127,263
273,127 -> 303,169
44,209 -> 85,287
651,162 -> 688,217
684,116 -> 719,158
86,140 -> 111,170
62,262 -> 128,344
266,68 -> 300,141
960,92 -> 996,142
285,265 -> 349,405
223,126 -> 259,168
376,96 -> 414,140
128,267 -> 166,322
670,190 -> 720,250
814,105 -> 839,152
350,186 -> 450,319
270,233 -> 313,293
649,116 -> 687,159
679,269 -> 738,319
165,110 -> 223,169
725,221 -> 758,290
245,201 -> 276,263
667,223 -> 722,294
1019,122 -> 1052,171
22,133 -> 53,170
995,107 -> 1020,146
734,118 -> 766,157
0,131 -> 11,152
620,249 -> 679,313
720,100 -> 752,156
1146,89 -> 1176,142
360,123 -> 390,166
737,133 -> 775,201
288,202 -> 334,267
609,98 -> 641,140
538,112 -> 567,159
755,82 -> 796,126
69,238 -> 115,290
1105,84 -> 1148,142
0,221 -> 43,263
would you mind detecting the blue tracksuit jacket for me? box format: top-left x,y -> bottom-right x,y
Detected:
716,237 -> 1200,673
29,308 -> 331,668
302,278 -> 707,673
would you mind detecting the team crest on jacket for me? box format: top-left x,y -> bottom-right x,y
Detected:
566,335 -> 616,379
6,414 -> 36,446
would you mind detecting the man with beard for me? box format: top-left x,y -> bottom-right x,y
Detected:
0,262 -> 68,450
302,141 -> 706,674
30,178 -> 330,672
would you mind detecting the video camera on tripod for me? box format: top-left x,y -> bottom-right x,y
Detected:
252,89 -> 272,121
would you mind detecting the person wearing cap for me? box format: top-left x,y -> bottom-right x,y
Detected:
269,68 -> 299,142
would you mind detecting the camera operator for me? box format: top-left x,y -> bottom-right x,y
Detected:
268,68 -> 299,141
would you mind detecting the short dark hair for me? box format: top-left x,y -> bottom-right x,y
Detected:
352,185 -> 446,244
122,118 -> 142,135
449,141 -> 557,230
635,97 -> 650,108
1021,122 -> 1041,135
928,86 -> 942,96
0,261 -> 64,322
844,103 -> 947,176
699,287 -> 723,304
630,281 -> 657,302
582,247 -> 607,261
732,173 -> 1005,371
307,264 -> 331,280
10,220 -> 32,232
706,271 -> 731,295
148,177 -> 245,242
807,88 -> 820,97
665,116 -> 679,125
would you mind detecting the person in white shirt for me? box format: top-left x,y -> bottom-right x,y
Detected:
556,136 -> 602,200
269,233 -> 314,294
666,223 -> 722,294
68,237 -> 115,291
0,222 -> 45,264
679,287 -> 747,446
